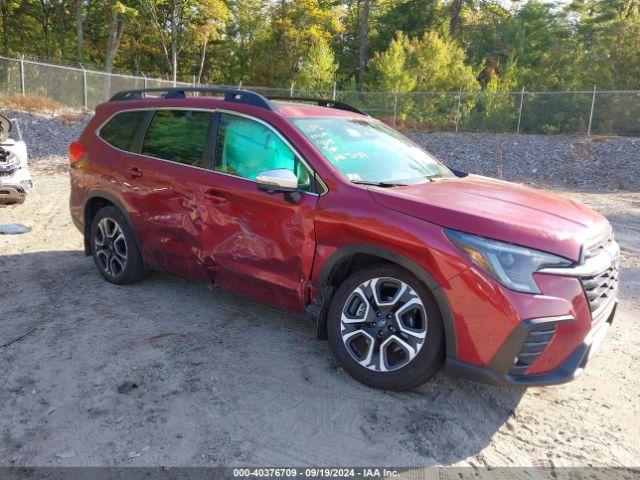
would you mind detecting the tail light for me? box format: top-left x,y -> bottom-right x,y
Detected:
69,141 -> 85,165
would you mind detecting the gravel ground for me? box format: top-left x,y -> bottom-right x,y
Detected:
1,111 -> 639,468
410,131 -> 640,193
2,110 -> 89,173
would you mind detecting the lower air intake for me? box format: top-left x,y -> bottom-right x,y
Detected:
510,323 -> 556,375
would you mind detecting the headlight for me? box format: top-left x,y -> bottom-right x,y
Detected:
445,228 -> 572,294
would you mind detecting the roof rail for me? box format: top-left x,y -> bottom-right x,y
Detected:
109,87 -> 275,110
267,96 -> 367,115
108,88 -> 366,116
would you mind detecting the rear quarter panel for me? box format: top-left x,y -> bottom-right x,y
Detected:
69,106 -> 125,228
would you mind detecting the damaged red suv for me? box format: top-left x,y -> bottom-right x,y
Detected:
69,88 -> 619,390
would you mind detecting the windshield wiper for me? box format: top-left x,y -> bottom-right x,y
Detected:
351,180 -> 408,188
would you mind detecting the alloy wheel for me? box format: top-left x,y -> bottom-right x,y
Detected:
340,277 -> 428,372
94,217 -> 128,277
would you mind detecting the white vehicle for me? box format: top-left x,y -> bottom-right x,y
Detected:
0,114 -> 33,204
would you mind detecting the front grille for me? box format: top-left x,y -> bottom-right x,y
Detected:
510,324 -> 557,375
579,232 -> 619,317
580,262 -> 619,313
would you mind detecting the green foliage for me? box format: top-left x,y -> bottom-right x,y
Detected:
366,33 -> 415,92
294,37 -> 338,89
0,0 -> 639,92
410,30 -> 478,91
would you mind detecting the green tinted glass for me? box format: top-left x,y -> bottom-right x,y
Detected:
142,110 -> 212,167
292,117 -> 452,184
100,110 -> 147,151
215,114 -> 311,191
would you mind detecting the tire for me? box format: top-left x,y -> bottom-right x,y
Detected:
327,264 -> 444,390
89,206 -> 146,285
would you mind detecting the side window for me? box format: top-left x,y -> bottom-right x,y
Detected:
214,114 -> 312,192
141,110 -> 213,167
99,111 -> 147,151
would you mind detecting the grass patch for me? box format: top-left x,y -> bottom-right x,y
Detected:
0,93 -> 84,120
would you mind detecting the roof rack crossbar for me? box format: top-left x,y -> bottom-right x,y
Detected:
110,87 -> 275,111
266,96 -> 366,115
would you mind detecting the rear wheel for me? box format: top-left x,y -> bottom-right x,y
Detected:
89,206 -> 146,285
327,264 -> 444,390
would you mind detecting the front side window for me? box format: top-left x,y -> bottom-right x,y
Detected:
99,110 -> 147,151
215,113 -> 312,192
141,110 -> 213,167
292,117 -> 453,185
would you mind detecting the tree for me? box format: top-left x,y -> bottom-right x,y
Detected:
367,32 -> 416,92
370,0 -> 444,55
194,3 -> 230,84
264,0 -> 343,85
569,0 -> 640,89
0,0 -> 12,54
223,0 -> 269,84
411,30 -> 478,91
294,37 -> 338,89
142,0 -> 227,83
1,0 -> 639,93
104,1 -> 131,73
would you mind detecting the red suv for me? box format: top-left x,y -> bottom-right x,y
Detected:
69,88 -> 619,390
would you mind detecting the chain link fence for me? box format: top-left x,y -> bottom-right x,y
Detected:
2,55 -> 640,136
0,55 -> 191,110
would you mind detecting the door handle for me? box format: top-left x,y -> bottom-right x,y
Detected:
126,167 -> 143,179
204,188 -> 227,204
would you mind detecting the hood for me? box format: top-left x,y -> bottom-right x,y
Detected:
369,174 -> 610,261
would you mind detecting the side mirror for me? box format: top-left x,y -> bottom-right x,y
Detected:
256,168 -> 298,193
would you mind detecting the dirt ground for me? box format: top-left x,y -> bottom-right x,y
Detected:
1,171 -> 639,468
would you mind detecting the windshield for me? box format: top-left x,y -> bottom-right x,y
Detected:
292,117 -> 452,185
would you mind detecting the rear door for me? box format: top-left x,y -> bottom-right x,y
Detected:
116,108 -> 217,280
199,111 -> 320,312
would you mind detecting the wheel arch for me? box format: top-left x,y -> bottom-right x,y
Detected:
312,244 -> 456,357
82,191 -> 141,257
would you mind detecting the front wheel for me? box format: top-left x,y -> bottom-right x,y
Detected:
327,265 -> 444,390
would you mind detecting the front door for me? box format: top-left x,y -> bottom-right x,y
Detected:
199,112 -> 319,312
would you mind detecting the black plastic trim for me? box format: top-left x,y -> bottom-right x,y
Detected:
130,110 -> 155,154
110,88 -> 275,111
313,244 -> 456,356
82,191 -> 143,259
445,310 -> 615,387
208,112 -> 221,171
267,96 -> 367,115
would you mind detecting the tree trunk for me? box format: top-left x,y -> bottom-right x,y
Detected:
105,3 -> 125,73
196,35 -> 208,86
1,0 -> 9,55
449,0 -> 464,38
357,0 -> 371,91
38,0 -> 52,57
76,0 -> 83,59
171,40 -> 177,84
170,0 -> 178,84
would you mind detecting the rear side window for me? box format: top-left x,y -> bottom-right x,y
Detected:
99,111 -> 147,151
141,110 -> 213,167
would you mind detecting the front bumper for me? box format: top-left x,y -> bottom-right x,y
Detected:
0,185 -> 27,203
0,168 -> 33,203
446,299 -> 617,387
